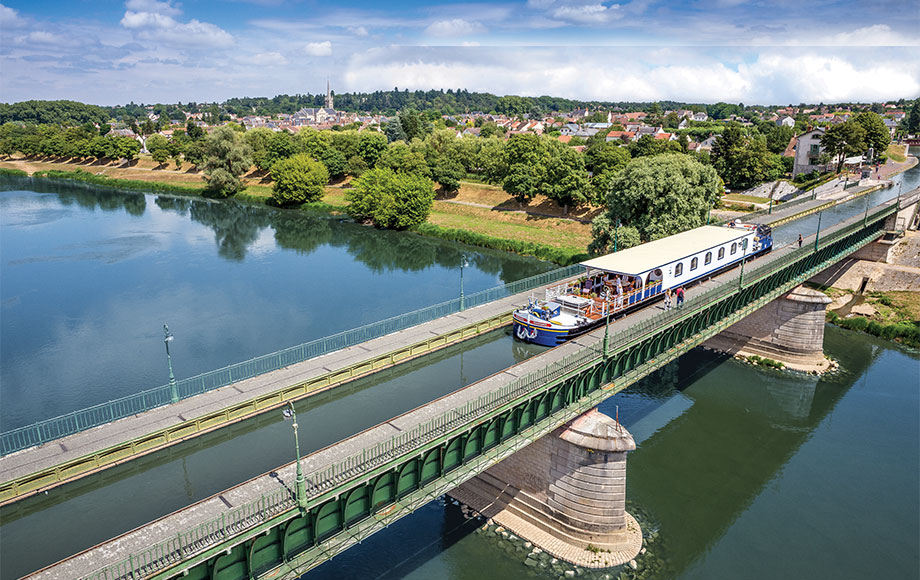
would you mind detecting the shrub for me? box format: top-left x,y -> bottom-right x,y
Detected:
346,167 -> 435,229
270,153 -> 329,206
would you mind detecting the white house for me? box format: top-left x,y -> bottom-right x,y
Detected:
792,127 -> 827,177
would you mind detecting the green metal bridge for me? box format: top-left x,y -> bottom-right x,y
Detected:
28,192 -> 912,580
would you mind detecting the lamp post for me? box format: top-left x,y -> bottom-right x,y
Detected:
814,211 -> 823,251
459,254 -> 469,311
163,324 -> 178,403
282,402 -> 307,510
603,307 -> 611,358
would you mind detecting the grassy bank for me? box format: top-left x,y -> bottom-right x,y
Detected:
26,168 -> 207,195
885,143 -> 907,163
821,288 -> 920,349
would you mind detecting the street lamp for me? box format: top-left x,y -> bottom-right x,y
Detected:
282,402 -> 307,510
163,324 -> 178,403
459,254 -> 470,311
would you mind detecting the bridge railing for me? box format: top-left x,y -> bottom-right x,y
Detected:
1,264 -> 583,457
79,201 -> 897,580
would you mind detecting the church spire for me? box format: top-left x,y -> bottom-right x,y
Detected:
325,79 -> 333,110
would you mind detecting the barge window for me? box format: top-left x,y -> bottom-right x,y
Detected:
690,257 -> 698,271
675,262 -> 683,277
704,251 -> 712,265
718,247 -> 725,260
730,242 -> 737,255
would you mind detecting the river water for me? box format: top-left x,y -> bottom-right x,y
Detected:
0,176 -> 553,430
0,175 -> 918,579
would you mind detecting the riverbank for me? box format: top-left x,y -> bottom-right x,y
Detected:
0,156 -> 592,265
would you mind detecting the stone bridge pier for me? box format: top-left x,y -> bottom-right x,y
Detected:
450,409 -> 642,568
703,285 -> 832,371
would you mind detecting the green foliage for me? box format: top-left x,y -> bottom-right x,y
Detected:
502,134 -> 547,204
378,141 -> 431,177
358,131 -> 388,167
146,134 -> 171,164
0,167 -> 28,176
431,156 -> 464,193
270,154 -> 329,206
821,121 -> 866,172
585,141 -> 629,175
594,153 -> 721,247
852,112 -> 890,157
203,125 -> 252,198
242,127 -> 275,171
0,100 -> 109,126
587,214 -> 640,255
907,99 -> 920,134
395,109 -> 429,142
318,147 -> 347,178
830,313 -> 920,348
345,155 -> 368,177
345,167 -> 435,229
710,126 -> 782,189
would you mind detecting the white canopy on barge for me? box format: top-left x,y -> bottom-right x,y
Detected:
580,225 -> 753,278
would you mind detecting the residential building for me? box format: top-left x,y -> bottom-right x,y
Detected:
792,128 -> 826,177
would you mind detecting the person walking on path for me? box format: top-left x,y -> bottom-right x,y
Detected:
675,287 -> 684,309
798,234 -> 803,248
664,288 -> 672,311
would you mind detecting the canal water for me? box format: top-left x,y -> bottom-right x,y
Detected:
1,174 -> 917,579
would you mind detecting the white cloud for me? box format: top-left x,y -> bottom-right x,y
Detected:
246,52 -> 288,66
342,46 -> 920,104
348,25 -> 369,37
425,18 -> 486,37
0,3 -> 24,27
552,4 -> 619,25
120,10 -> 233,47
825,24 -> 920,47
304,41 -> 333,56
124,0 -> 182,17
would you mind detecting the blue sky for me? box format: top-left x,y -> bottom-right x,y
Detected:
2,0 -> 918,106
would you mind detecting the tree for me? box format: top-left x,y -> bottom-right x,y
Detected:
592,154 -> 721,247
629,134 -> 664,158
821,122 -> 866,172
502,134 -> 546,205
146,134 -> 170,165
202,125 -> 252,197
396,109 -> 429,141
378,142 -> 430,177
345,167 -> 435,229
852,112 -> 889,158
318,147 -> 347,179
186,119 -> 205,140
358,131 -> 388,167
542,140 -> 589,214
585,141 -> 629,175
270,153 -> 329,205
907,99 -> 920,134
588,215 -> 640,255
710,126 -> 779,189
384,120 -> 407,143
431,156 -> 464,193
243,127 -> 275,172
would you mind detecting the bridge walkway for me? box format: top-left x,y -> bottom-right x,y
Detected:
28,195 -> 856,580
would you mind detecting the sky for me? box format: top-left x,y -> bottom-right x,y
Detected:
1,0 -> 919,106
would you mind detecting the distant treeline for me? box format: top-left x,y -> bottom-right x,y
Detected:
0,94 -> 712,125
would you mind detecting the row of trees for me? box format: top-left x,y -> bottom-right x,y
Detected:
0,122 -> 140,160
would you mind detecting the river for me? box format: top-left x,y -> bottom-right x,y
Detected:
0,174 -> 918,579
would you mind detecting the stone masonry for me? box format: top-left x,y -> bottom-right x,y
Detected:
704,285 -> 832,371
449,409 -> 642,568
